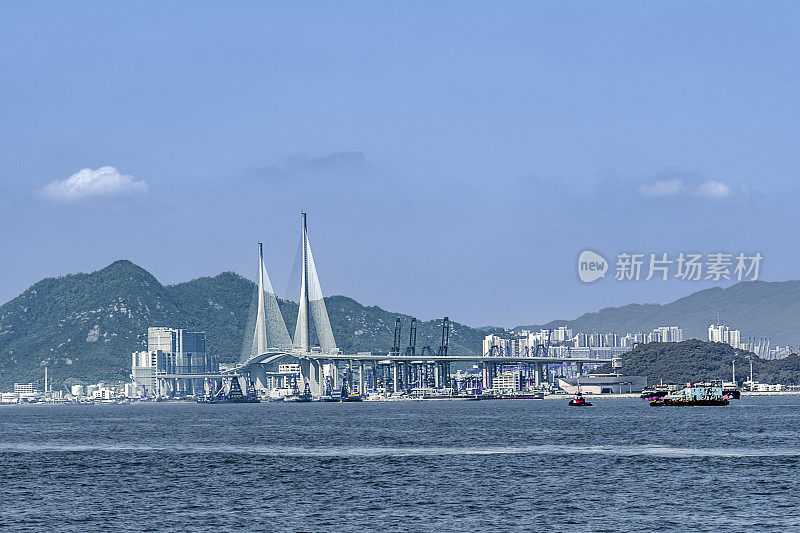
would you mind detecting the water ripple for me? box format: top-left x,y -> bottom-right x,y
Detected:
2,442 -> 799,458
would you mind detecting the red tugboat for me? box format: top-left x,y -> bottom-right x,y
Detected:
569,392 -> 592,406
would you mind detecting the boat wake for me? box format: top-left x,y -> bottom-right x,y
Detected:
3,442 -> 800,458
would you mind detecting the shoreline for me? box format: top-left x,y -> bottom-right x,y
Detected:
4,390 -> 800,406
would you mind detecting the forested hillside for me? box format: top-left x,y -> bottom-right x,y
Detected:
0,260 -> 499,390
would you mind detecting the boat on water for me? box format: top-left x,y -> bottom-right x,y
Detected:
197,377 -> 260,404
337,380 -> 362,402
340,393 -> 363,402
650,381 -> 729,406
640,383 -> 680,401
480,391 -> 545,400
284,382 -> 313,403
722,382 -> 741,399
569,392 -> 592,406
283,395 -> 312,403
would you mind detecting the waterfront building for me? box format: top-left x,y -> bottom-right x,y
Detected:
131,327 -> 216,396
1,393 -> 21,404
92,387 -> 115,401
147,327 -> 211,375
746,381 -> 785,392
558,373 -> 647,394
13,383 -> 38,394
124,382 -> 141,398
131,349 -> 167,395
492,371 -> 521,392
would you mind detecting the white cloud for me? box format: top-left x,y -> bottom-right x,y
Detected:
637,178 -> 686,197
637,175 -> 744,201
695,180 -> 732,199
38,166 -> 148,201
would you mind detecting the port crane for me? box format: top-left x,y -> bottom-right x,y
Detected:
405,318 -> 417,357
391,318 -> 402,357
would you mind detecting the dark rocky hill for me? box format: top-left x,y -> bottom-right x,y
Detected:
592,339 -> 800,385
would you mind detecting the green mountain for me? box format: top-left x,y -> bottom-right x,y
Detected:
519,280 -> 800,345
0,260 -> 499,390
592,339 -> 800,385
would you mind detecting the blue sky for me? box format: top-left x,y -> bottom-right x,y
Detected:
1,2 -> 800,327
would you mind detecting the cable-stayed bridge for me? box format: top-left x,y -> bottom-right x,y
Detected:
229,213 -> 613,398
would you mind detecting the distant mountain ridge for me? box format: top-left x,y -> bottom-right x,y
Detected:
0,260 -> 500,390
4,261 -> 800,391
517,280 -> 800,346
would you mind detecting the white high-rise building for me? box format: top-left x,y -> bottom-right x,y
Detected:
132,328 -> 214,397
708,324 -> 741,348
551,326 -> 573,343
650,326 -> 683,343
727,328 -> 741,349
483,334 -> 517,356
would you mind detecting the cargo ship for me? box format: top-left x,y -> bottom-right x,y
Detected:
650,381 -> 729,406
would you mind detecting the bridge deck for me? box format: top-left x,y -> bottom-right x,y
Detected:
314,354 -> 613,363
237,351 -> 613,367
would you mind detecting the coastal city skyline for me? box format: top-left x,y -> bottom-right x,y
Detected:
3,4 -> 800,531
3,218 -> 793,403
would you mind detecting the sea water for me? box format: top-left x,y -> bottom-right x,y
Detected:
1,396 -> 799,531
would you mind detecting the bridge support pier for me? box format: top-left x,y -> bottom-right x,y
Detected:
576,362 -> 584,377
482,362 -> 493,389
251,364 -> 269,391
359,361 -> 365,395
392,361 -> 399,392
348,359 -> 353,391
534,362 -> 542,388
299,358 -> 322,397
324,359 -> 338,394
